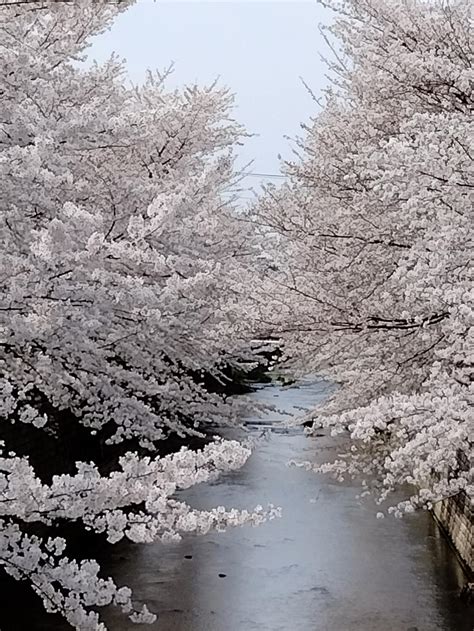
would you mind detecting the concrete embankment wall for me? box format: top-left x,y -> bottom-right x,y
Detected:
432,451 -> 473,575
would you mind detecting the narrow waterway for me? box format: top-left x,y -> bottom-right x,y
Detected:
2,380 -> 472,630
101,379 -> 472,631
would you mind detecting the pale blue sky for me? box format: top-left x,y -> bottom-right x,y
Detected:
89,1 -> 332,192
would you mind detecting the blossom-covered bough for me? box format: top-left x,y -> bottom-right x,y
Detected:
0,439 -> 271,630
254,0 -> 473,515
0,1 -> 274,628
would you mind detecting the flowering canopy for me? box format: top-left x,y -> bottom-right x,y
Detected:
0,0 -> 263,445
0,1 -> 271,628
254,0 -> 473,514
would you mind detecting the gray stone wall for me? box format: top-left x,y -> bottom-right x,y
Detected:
432,451 -> 473,575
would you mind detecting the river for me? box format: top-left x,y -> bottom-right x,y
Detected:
1,379 -> 472,630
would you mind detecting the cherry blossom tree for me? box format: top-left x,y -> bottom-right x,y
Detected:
254,0 -> 473,515
0,1 -> 273,627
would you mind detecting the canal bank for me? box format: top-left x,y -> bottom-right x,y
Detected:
432,447 -> 473,581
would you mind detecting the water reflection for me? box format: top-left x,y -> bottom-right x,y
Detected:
1,380 -> 472,630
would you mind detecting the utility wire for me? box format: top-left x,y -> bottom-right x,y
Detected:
243,172 -> 286,179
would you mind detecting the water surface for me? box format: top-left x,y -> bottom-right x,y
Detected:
102,380 -> 473,631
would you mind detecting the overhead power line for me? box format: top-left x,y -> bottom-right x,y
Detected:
244,172 -> 286,179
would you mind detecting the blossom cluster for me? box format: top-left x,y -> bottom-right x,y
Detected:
0,440 -> 278,630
